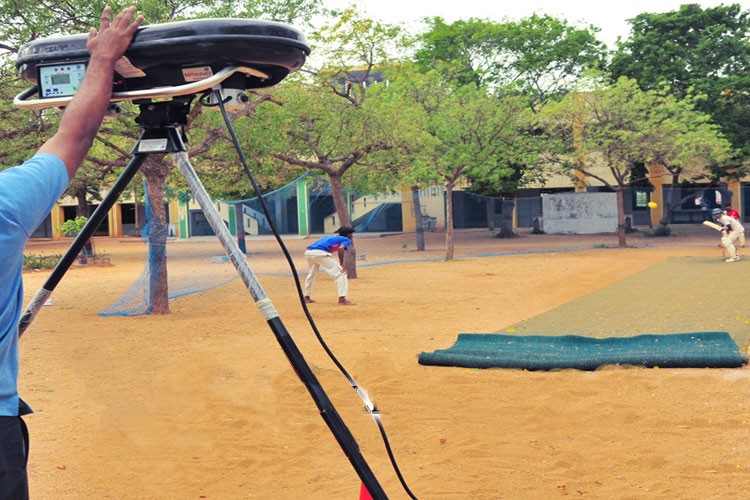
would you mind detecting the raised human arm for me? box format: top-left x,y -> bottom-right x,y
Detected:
37,6 -> 143,179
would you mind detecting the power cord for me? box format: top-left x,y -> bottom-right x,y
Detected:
204,88 -> 419,500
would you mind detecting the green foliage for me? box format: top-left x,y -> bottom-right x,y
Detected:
312,7 -> 407,75
56,216 -> 89,236
0,62 -> 54,170
23,252 -> 62,271
541,74 -> 731,245
247,10 -> 414,209
415,14 -> 606,110
0,0 -> 261,47
610,4 -> 750,167
378,65 -> 543,196
0,1 -> 744,243
542,75 -> 731,188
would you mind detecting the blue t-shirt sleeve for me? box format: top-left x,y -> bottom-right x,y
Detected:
307,235 -> 351,252
0,153 -> 68,236
0,153 -> 67,416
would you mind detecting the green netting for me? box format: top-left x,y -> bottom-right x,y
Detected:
418,332 -> 745,371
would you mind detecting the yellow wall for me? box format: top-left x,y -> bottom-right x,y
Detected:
728,177 -> 742,213
399,186 -> 445,232
648,163 -> 664,226
108,204 -> 123,237
50,205 -> 65,238
169,201 -> 180,237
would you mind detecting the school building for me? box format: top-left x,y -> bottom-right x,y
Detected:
30,161 -> 747,241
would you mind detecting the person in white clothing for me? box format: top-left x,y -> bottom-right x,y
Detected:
723,203 -> 745,247
712,208 -> 744,262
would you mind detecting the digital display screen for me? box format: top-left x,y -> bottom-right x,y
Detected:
50,73 -> 71,85
37,61 -> 87,99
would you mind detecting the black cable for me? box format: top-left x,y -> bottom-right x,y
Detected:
210,88 -> 419,500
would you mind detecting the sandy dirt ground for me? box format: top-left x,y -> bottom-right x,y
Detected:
19,227 -> 750,499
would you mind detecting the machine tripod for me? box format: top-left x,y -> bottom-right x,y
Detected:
19,99 -> 388,499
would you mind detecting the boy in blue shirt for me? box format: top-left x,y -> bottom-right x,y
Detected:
303,226 -> 355,305
0,7 -> 142,497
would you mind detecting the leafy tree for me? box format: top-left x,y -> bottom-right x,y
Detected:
251,8 -> 408,277
542,76 -> 731,246
610,4 -> 750,164
0,62 -> 51,167
363,66 -> 441,251
387,68 -> 538,260
252,78 -> 397,277
0,0 -> 324,315
415,14 -> 606,111
412,14 -> 604,236
643,93 -> 733,225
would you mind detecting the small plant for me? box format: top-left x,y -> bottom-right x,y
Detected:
56,216 -> 94,257
23,253 -> 62,271
56,216 -> 89,236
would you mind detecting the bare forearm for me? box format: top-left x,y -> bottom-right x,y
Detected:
36,6 -> 142,178
58,56 -> 115,147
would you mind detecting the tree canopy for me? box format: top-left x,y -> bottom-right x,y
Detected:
610,3 -> 750,162
542,75 -> 731,245
415,14 -> 606,111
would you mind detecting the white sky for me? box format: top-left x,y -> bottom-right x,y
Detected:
326,0 -> 750,48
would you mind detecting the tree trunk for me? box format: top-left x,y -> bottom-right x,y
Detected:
497,199 -> 517,238
134,201 -> 140,233
74,185 -> 94,257
329,174 -> 357,278
235,203 -> 247,254
143,156 -> 171,314
412,186 -> 425,251
486,198 -> 495,231
445,183 -> 455,261
75,185 -> 90,217
660,172 -> 681,226
616,188 -> 627,247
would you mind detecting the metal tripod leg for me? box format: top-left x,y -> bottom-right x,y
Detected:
171,151 -> 388,500
18,152 -> 148,337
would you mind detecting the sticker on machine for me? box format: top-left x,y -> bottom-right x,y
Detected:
182,66 -> 214,82
137,139 -> 169,153
114,57 -> 146,78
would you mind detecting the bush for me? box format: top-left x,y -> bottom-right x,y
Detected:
23,253 -> 62,271
56,216 -> 89,236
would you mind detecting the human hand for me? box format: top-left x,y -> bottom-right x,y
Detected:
87,6 -> 143,65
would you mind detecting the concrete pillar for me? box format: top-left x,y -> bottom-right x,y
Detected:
296,179 -> 310,236
169,201 -> 180,238
648,163 -> 664,226
728,177 -> 741,215
50,205 -> 65,238
108,203 -> 123,237
401,190 -> 416,233
178,199 -> 189,239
